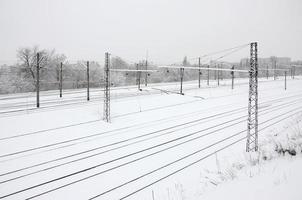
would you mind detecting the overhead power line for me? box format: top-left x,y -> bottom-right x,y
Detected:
190,43 -> 250,60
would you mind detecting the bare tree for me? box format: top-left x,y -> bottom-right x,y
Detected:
16,46 -> 65,90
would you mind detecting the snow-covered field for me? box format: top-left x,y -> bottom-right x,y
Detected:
0,76 -> 302,200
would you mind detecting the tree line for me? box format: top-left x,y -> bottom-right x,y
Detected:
3,46 -> 292,95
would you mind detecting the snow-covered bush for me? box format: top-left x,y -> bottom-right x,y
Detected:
260,115 -> 302,159
201,114 -> 302,189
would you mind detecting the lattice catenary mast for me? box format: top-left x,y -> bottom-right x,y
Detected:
246,42 -> 259,152
103,52 -> 111,122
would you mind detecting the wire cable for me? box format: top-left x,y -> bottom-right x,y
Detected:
190,43 -> 250,60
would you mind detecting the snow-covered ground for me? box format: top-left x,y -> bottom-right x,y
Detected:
201,155 -> 302,200
0,76 -> 302,200
200,114 -> 302,200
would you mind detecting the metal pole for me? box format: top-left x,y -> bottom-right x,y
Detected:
136,63 -> 142,91
145,59 -> 148,86
87,61 -> 90,101
138,71 -> 142,91
285,71 -> 287,90
180,68 -> 184,95
293,66 -> 295,79
273,59 -> 276,80
36,52 -> 40,108
231,65 -> 234,89
266,65 -> 269,79
214,64 -> 217,80
207,65 -> 210,86
198,57 -> 201,88
217,65 -> 220,86
60,62 -> 62,98
220,64 -> 223,80
246,42 -> 259,152
103,52 -> 110,122
136,63 -> 139,85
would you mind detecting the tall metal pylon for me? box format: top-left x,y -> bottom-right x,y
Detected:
103,52 -> 111,122
246,42 -> 259,152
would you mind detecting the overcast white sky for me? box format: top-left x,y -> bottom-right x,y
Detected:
0,0 -> 301,64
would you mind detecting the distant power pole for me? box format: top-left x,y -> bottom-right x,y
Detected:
220,64 -> 223,80
246,42 -> 259,152
145,59 -> 148,86
292,66 -> 295,79
273,58 -> 277,80
136,63 -> 139,85
137,63 -> 142,91
180,68 -> 184,95
59,62 -> 63,98
231,65 -> 235,89
36,52 -> 40,108
207,65 -> 210,86
103,52 -> 110,122
214,64 -> 217,80
266,65 -> 269,79
87,61 -> 90,101
198,57 -> 201,88
138,71 -> 142,91
217,65 -> 220,86
284,71 -> 287,90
